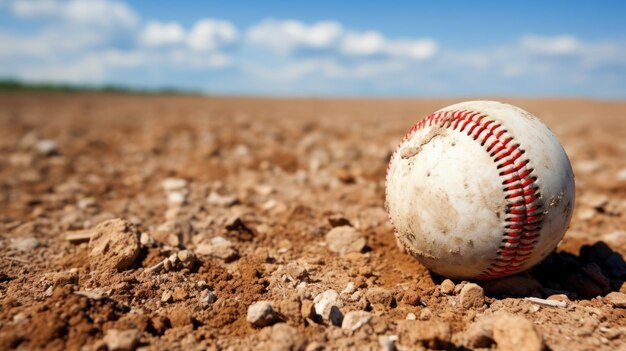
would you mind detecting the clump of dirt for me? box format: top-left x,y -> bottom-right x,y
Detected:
0,93 -> 625,350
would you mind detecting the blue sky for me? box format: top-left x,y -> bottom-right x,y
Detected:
1,0 -> 625,97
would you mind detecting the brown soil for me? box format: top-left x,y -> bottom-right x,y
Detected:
0,93 -> 624,351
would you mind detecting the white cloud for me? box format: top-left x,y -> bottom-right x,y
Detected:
340,31 -> 386,56
0,27 -> 105,58
520,35 -> 580,55
386,39 -> 438,60
8,0 -> 139,28
247,19 -> 343,54
248,19 -> 437,61
16,58 -> 106,83
140,21 -> 186,46
187,19 -> 238,51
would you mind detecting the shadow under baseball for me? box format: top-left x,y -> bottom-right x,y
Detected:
480,241 -> 625,299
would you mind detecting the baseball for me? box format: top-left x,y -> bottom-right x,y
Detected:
385,101 -> 575,280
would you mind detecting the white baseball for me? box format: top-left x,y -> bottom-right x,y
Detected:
385,101 -> 575,280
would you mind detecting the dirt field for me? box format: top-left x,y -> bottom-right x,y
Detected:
0,93 -> 624,351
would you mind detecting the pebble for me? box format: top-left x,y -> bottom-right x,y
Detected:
10,237 -> 40,251
200,289 -> 217,304
206,192 -> 238,206
166,191 -> 186,205
139,232 -> 156,247
196,236 -> 239,261
481,275 -> 541,297
161,178 -> 187,192
35,139 -> 59,156
172,287 -> 188,301
341,311 -> 371,331
406,313 -> 416,320
247,301 -> 279,328
365,287 -> 394,306
325,226 -> 366,255
176,250 -> 197,269
340,282 -> 356,296
397,320 -> 451,349
88,219 -> 141,272
459,283 -> 485,309
606,292 -> 626,308
277,262 -> 308,282
313,289 -> 343,326
440,279 -> 455,295
419,308 -> 432,320
104,329 -> 139,351
161,290 -> 173,303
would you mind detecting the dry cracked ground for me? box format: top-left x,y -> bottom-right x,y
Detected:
0,93 -> 625,351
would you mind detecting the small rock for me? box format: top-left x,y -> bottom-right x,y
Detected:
104,329 -> 139,351
341,311 -> 371,331
397,320 -> 451,349
247,301 -> 279,328
176,250 -> 196,269
161,178 -> 187,192
10,237 -> 40,251
196,236 -> 239,262
419,308 -> 432,320
161,290 -> 173,303
406,313 -> 416,320
88,219 -> 141,272
547,294 -> 570,303
440,279 -> 455,295
172,287 -> 188,301
365,287 -> 394,307
35,139 -> 59,156
206,192 -> 238,206
200,289 -> 217,304
12,313 -> 28,324
341,282 -> 356,296
481,275 -> 541,297
606,292 -> 626,308
44,270 -> 79,287
325,226 -> 366,255
328,214 -> 352,227
459,283 -> 485,309
400,290 -> 421,306
139,232 -> 156,247
313,289 -> 343,326
166,191 -> 186,205
271,323 -> 306,351
277,262 -> 308,282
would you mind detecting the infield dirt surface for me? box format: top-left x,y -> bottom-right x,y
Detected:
0,93 -> 625,350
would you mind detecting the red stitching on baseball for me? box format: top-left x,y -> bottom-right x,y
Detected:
385,109 -> 543,280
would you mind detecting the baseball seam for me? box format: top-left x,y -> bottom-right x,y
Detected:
386,109 -> 543,280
